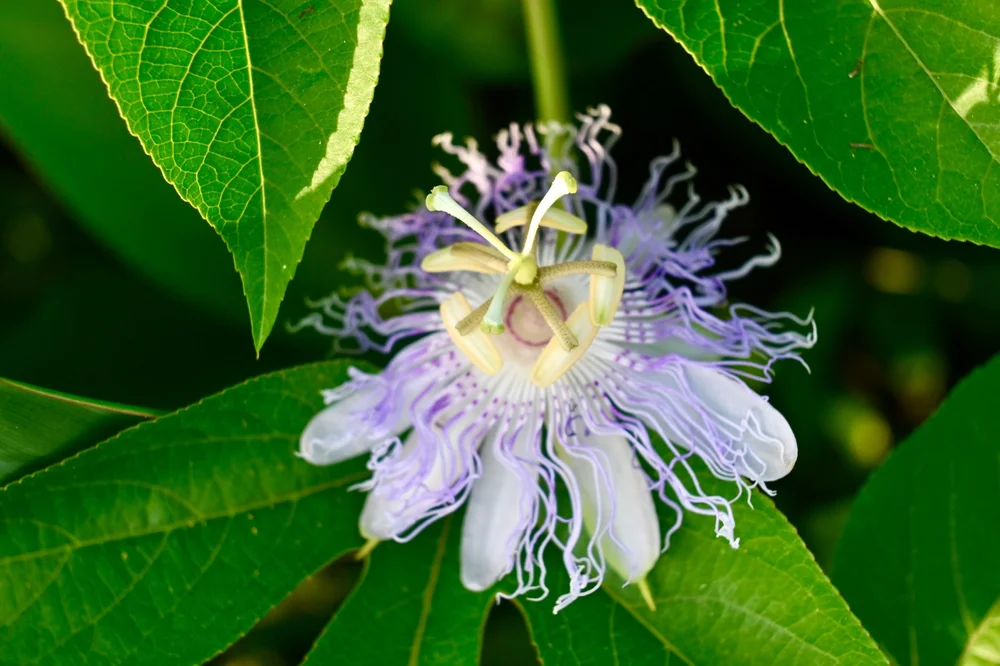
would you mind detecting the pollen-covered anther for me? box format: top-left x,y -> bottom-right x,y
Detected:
421,242 -> 508,274
589,245 -> 626,326
441,292 -> 502,375
538,259 -> 616,281
495,205 -> 588,235
531,303 -> 599,388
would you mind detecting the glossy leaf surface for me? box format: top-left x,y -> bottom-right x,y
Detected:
0,361 -> 366,665
58,0 -> 391,348
636,0 -> 1000,247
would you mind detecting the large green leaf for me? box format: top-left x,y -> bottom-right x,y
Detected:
522,464 -> 886,665
0,377 -> 157,483
0,0 -> 244,320
635,0 -> 1000,248
833,355 -> 1000,665
0,361 -> 367,666
521,573 -> 668,666
305,518 -> 491,665
309,463 -> 883,664
57,0 -> 391,350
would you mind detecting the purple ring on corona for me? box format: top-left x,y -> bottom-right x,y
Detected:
292,106 -> 817,612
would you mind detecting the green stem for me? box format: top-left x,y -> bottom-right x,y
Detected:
522,0 -> 570,124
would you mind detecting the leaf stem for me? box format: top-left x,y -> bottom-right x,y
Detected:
522,0 -> 570,124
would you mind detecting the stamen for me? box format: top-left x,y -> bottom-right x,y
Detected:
426,186 -> 519,261
538,260 -> 617,281
521,171 -> 577,257
589,245 -> 626,327
456,297 -> 492,335
421,243 -> 507,274
482,263 -> 520,335
525,287 -> 579,351
441,292 -> 503,375
448,243 -> 510,273
495,203 -> 588,235
531,303 -> 599,388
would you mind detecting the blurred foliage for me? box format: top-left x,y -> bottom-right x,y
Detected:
834,355 -> 1000,666
0,377 -> 156,482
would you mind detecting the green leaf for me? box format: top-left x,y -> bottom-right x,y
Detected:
310,462 -> 883,664
635,0 -> 1000,247
524,463 -> 885,665
0,0 -> 244,320
57,0 -> 391,350
0,360 -> 368,665
305,518 -> 491,665
0,377 -> 157,483
833,355 -> 1000,665
521,575 -> 669,666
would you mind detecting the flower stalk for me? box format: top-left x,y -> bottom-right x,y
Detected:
522,0 -> 570,124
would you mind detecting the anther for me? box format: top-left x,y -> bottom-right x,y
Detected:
456,297 -> 492,336
538,260 -> 617,281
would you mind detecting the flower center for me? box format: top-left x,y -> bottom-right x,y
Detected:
424,172 -> 628,386
506,289 -> 567,347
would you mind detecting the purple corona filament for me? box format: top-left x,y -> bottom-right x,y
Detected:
292,106 -> 816,613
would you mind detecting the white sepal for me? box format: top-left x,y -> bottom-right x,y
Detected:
558,433 -> 661,583
460,423 -> 539,591
683,364 -> 797,482
300,382 -> 409,466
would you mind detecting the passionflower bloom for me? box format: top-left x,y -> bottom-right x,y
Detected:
294,106 -> 815,612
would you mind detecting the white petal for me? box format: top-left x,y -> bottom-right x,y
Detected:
559,433 -> 660,582
683,364 -> 797,482
359,431 -> 442,539
460,423 -> 539,591
300,367 -> 435,466
360,401 -> 484,540
300,385 -> 387,465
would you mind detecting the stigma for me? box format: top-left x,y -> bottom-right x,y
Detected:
423,172 -> 626,387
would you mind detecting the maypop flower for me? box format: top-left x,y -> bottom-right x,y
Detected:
294,106 -> 816,612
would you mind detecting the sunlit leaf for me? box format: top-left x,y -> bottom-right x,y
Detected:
833,354 -> 1000,665
0,361 -> 367,665
0,377 -> 157,483
57,0 -> 391,349
636,0 -> 1000,248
